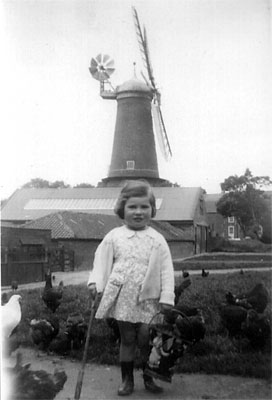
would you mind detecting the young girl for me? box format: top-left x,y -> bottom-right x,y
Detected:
88,180 -> 175,396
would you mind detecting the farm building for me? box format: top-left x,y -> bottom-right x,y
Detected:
1,224 -> 52,285
21,211 -> 195,270
1,185 -> 208,260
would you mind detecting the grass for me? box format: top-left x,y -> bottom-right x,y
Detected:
10,269 -> 272,380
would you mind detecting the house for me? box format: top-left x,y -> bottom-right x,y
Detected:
204,193 -> 241,240
21,211 -> 195,270
1,186 -> 208,257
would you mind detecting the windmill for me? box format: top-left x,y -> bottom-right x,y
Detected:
89,8 -> 172,187
132,6 -> 172,161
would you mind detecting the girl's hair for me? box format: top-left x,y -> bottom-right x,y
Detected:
114,180 -> 156,219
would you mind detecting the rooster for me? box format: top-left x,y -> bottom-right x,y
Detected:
5,352 -> 67,400
42,270 -> 64,313
225,282 -> 269,313
30,316 -> 59,353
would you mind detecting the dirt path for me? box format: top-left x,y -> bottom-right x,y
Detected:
3,348 -> 272,400
2,266 -> 272,293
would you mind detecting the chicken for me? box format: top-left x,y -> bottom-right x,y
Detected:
182,270 -> 190,278
65,312 -> 87,349
5,352 -> 67,400
11,280 -> 19,291
226,283 -> 269,313
174,277 -> 191,304
219,304 -> 248,337
174,311 -> 206,343
241,309 -> 271,348
48,331 -> 72,355
1,294 -> 22,339
30,316 -> 59,352
202,269 -> 209,277
42,271 -> 64,313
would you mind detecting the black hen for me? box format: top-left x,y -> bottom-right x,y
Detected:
30,316 -> 59,352
48,331 -> 72,355
226,283 -> 269,313
202,269 -> 209,277
174,277 -> 191,304
241,309 -> 271,348
42,271 -> 64,313
220,304 -> 248,337
66,312 -> 88,349
11,280 -> 18,291
5,352 -> 67,400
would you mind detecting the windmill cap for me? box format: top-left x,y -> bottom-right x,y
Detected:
116,78 -> 152,95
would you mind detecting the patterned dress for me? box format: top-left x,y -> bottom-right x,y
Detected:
95,228 -> 160,324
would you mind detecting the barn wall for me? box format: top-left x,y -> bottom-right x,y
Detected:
168,241 -> 195,260
1,226 -> 51,248
57,239 -> 100,271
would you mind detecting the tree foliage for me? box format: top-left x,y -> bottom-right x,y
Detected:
216,169 -> 272,239
21,178 -> 95,189
74,183 -> 95,188
22,178 -> 70,189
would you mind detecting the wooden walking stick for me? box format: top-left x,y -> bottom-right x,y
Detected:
74,293 -> 98,400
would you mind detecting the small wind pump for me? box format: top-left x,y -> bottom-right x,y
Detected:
132,6 -> 172,161
89,53 -> 116,99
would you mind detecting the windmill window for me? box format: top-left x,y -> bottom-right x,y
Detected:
228,216 -> 234,223
126,160 -> 135,170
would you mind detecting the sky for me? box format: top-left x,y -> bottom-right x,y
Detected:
1,0 -> 272,200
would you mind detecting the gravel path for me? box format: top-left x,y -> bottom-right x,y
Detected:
3,348 -> 272,400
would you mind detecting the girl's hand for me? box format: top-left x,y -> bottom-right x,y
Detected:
160,303 -> 173,313
88,283 -> 97,300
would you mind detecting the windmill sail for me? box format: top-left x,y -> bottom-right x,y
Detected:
152,103 -> 172,161
132,6 -> 172,161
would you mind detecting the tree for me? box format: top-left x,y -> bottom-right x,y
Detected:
216,169 -> 272,239
22,178 -> 51,188
22,178 -> 70,189
74,183 -> 95,188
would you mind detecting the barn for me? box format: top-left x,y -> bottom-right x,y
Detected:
1,186 -> 208,264
20,211 -> 194,271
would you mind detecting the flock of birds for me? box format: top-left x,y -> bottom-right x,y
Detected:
1,267 -> 271,399
1,269 -> 82,400
220,282 -> 270,347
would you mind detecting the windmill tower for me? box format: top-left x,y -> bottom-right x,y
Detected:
90,8 -> 172,187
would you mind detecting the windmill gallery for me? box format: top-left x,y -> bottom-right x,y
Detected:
1,7 -> 209,285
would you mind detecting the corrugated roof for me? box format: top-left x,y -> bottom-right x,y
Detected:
2,187 -> 203,222
22,211 -> 192,241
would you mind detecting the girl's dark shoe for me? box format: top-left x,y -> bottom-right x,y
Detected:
118,361 -> 134,396
143,361 -> 163,394
144,375 -> 163,394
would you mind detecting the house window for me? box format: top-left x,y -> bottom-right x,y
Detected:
228,225 -> 235,239
228,216 -> 234,223
126,160 -> 135,170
